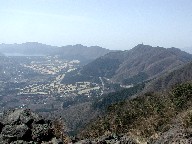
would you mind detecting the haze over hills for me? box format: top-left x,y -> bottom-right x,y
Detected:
0,42 -> 192,143
1,0 -> 192,143
77,44 -> 192,84
0,42 -> 192,139
0,42 -> 111,62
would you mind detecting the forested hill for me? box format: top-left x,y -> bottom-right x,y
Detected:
80,44 -> 192,84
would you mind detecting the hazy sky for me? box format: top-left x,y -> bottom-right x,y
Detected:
0,0 -> 192,52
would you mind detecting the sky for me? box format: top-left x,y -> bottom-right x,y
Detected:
0,0 -> 192,52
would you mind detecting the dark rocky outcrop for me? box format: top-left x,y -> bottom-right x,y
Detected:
32,124 -> 54,142
0,109 -> 62,144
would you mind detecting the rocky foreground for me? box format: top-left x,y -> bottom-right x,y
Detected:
0,109 -> 138,144
1,108 -> 191,144
0,109 -> 63,144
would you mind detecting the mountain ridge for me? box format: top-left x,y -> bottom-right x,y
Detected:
0,42 -> 111,62
79,44 -> 192,84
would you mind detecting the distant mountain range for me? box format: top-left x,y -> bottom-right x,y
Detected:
0,42 -> 111,62
78,44 -> 192,84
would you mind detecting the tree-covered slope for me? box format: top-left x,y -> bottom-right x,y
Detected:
79,62 -> 192,143
77,44 -> 192,84
80,83 -> 192,143
145,62 -> 192,92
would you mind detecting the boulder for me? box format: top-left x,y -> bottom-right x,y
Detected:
19,109 -> 43,126
0,109 -> 62,143
2,109 -> 43,126
1,124 -> 31,142
32,124 -> 54,142
2,109 -> 22,125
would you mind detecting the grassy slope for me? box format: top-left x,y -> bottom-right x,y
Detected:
80,82 -> 192,142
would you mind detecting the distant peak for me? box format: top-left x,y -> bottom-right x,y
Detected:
74,44 -> 85,47
132,44 -> 152,49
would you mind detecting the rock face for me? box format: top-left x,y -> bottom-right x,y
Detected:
0,109 -> 62,144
